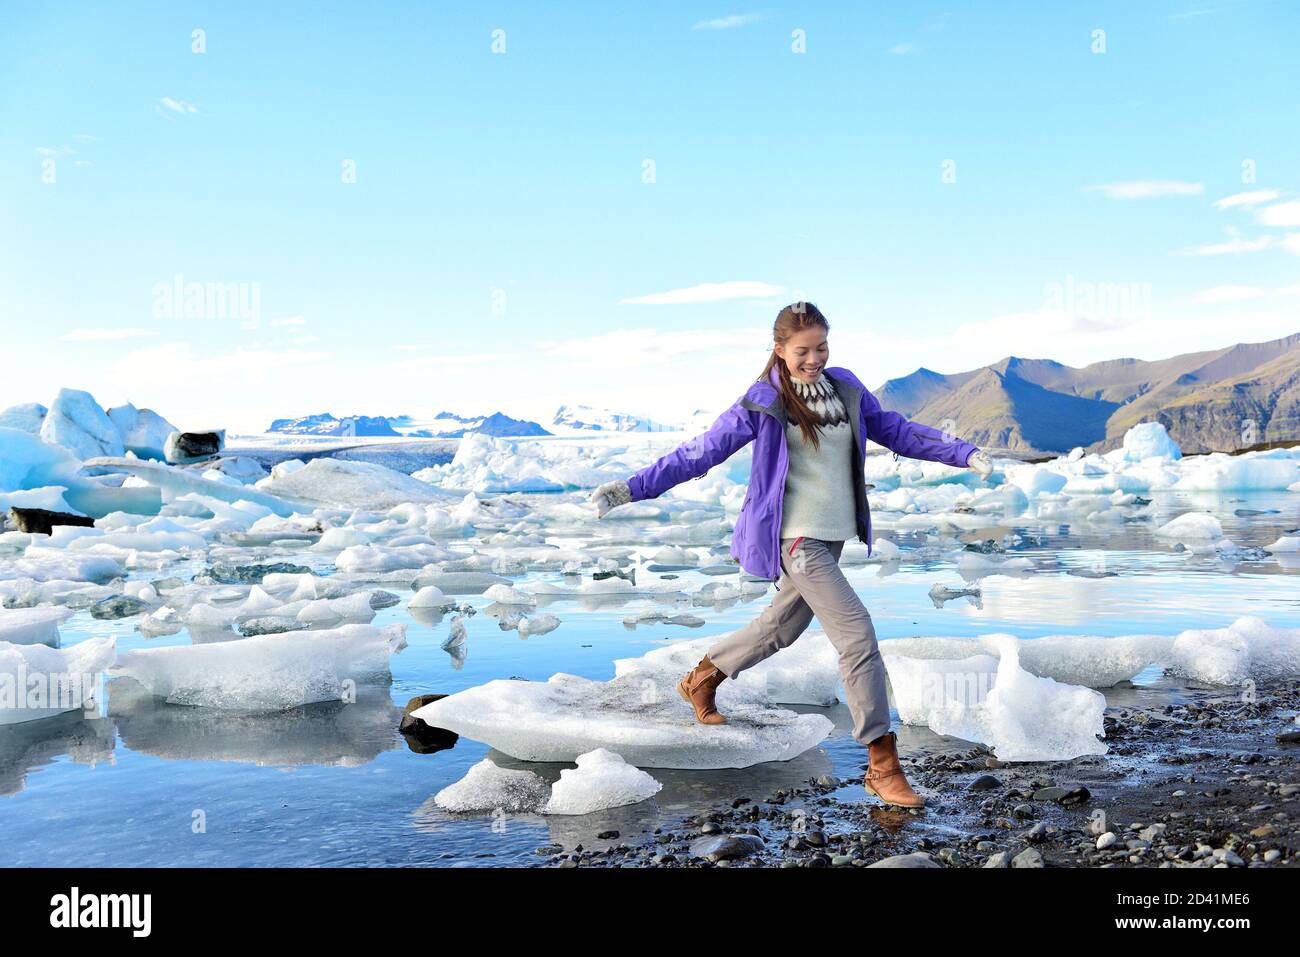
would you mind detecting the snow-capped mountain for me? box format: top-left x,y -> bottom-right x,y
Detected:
427,411 -> 551,438
553,404 -> 677,432
267,413 -> 400,437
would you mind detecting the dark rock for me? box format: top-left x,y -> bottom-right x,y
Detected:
8,507 -> 95,536
170,430 -> 224,462
867,852 -> 940,868
689,834 -> 764,862
399,694 -> 458,753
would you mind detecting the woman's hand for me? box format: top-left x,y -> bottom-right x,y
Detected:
589,479 -> 632,517
965,449 -> 994,479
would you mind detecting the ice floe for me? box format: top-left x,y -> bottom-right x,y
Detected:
110,623 -> 407,709
542,748 -> 662,814
410,667 -> 834,770
0,637 -> 115,725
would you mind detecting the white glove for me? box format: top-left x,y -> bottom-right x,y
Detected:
589,479 -> 632,518
966,449 -> 993,479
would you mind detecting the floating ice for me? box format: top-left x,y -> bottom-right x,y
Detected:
0,549 -> 123,584
415,432 -> 616,493
542,748 -> 662,814
1163,616 -> 1300,685
613,631 -> 841,707
257,457 -> 459,510
882,633 -> 1171,688
335,542 -> 459,574
484,583 -> 537,606
296,591 -> 377,625
82,456 -> 307,517
110,622 -> 407,710
518,613 -> 560,636
0,607 -> 74,648
891,633 -> 1108,761
1263,536 -> 1300,553
410,668 -> 833,770
0,637 -> 115,725
1115,422 -> 1182,462
433,758 -> 551,812
1155,511 -> 1224,542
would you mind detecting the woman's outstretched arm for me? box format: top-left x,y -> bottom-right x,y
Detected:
861,386 -> 980,468
627,397 -> 759,501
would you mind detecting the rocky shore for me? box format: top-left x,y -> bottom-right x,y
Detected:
535,679 -> 1300,868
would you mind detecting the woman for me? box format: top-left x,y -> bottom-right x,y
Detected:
589,302 -> 994,808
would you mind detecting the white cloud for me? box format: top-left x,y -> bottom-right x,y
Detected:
1213,189 -> 1283,210
61,327 -> 159,341
389,351 -> 512,370
1175,235 -> 1275,256
1283,234 -> 1300,256
888,42 -> 920,55
1255,200 -> 1300,227
1084,180 -> 1204,200
1191,285 -> 1268,304
620,280 -> 787,305
534,326 -> 765,364
691,14 -> 764,30
159,97 -> 199,115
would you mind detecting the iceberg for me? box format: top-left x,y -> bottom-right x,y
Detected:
39,388 -> 124,460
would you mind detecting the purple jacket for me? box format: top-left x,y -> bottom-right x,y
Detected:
627,364 -> 980,581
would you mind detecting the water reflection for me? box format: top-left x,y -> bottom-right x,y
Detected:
108,679 -> 401,767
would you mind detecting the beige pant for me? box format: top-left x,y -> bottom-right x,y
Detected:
707,537 -> 891,747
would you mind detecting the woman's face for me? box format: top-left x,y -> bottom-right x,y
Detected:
776,326 -> 829,384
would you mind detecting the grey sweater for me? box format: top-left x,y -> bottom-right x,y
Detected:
780,372 -> 858,541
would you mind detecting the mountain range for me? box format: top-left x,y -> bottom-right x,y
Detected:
874,331 -> 1300,455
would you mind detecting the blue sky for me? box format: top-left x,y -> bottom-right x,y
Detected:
3,1 -> 1299,434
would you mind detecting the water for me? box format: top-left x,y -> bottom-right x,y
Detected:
2,487 -> 1298,866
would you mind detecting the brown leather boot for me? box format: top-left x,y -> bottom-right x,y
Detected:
864,730 -> 925,808
677,655 -> 728,725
